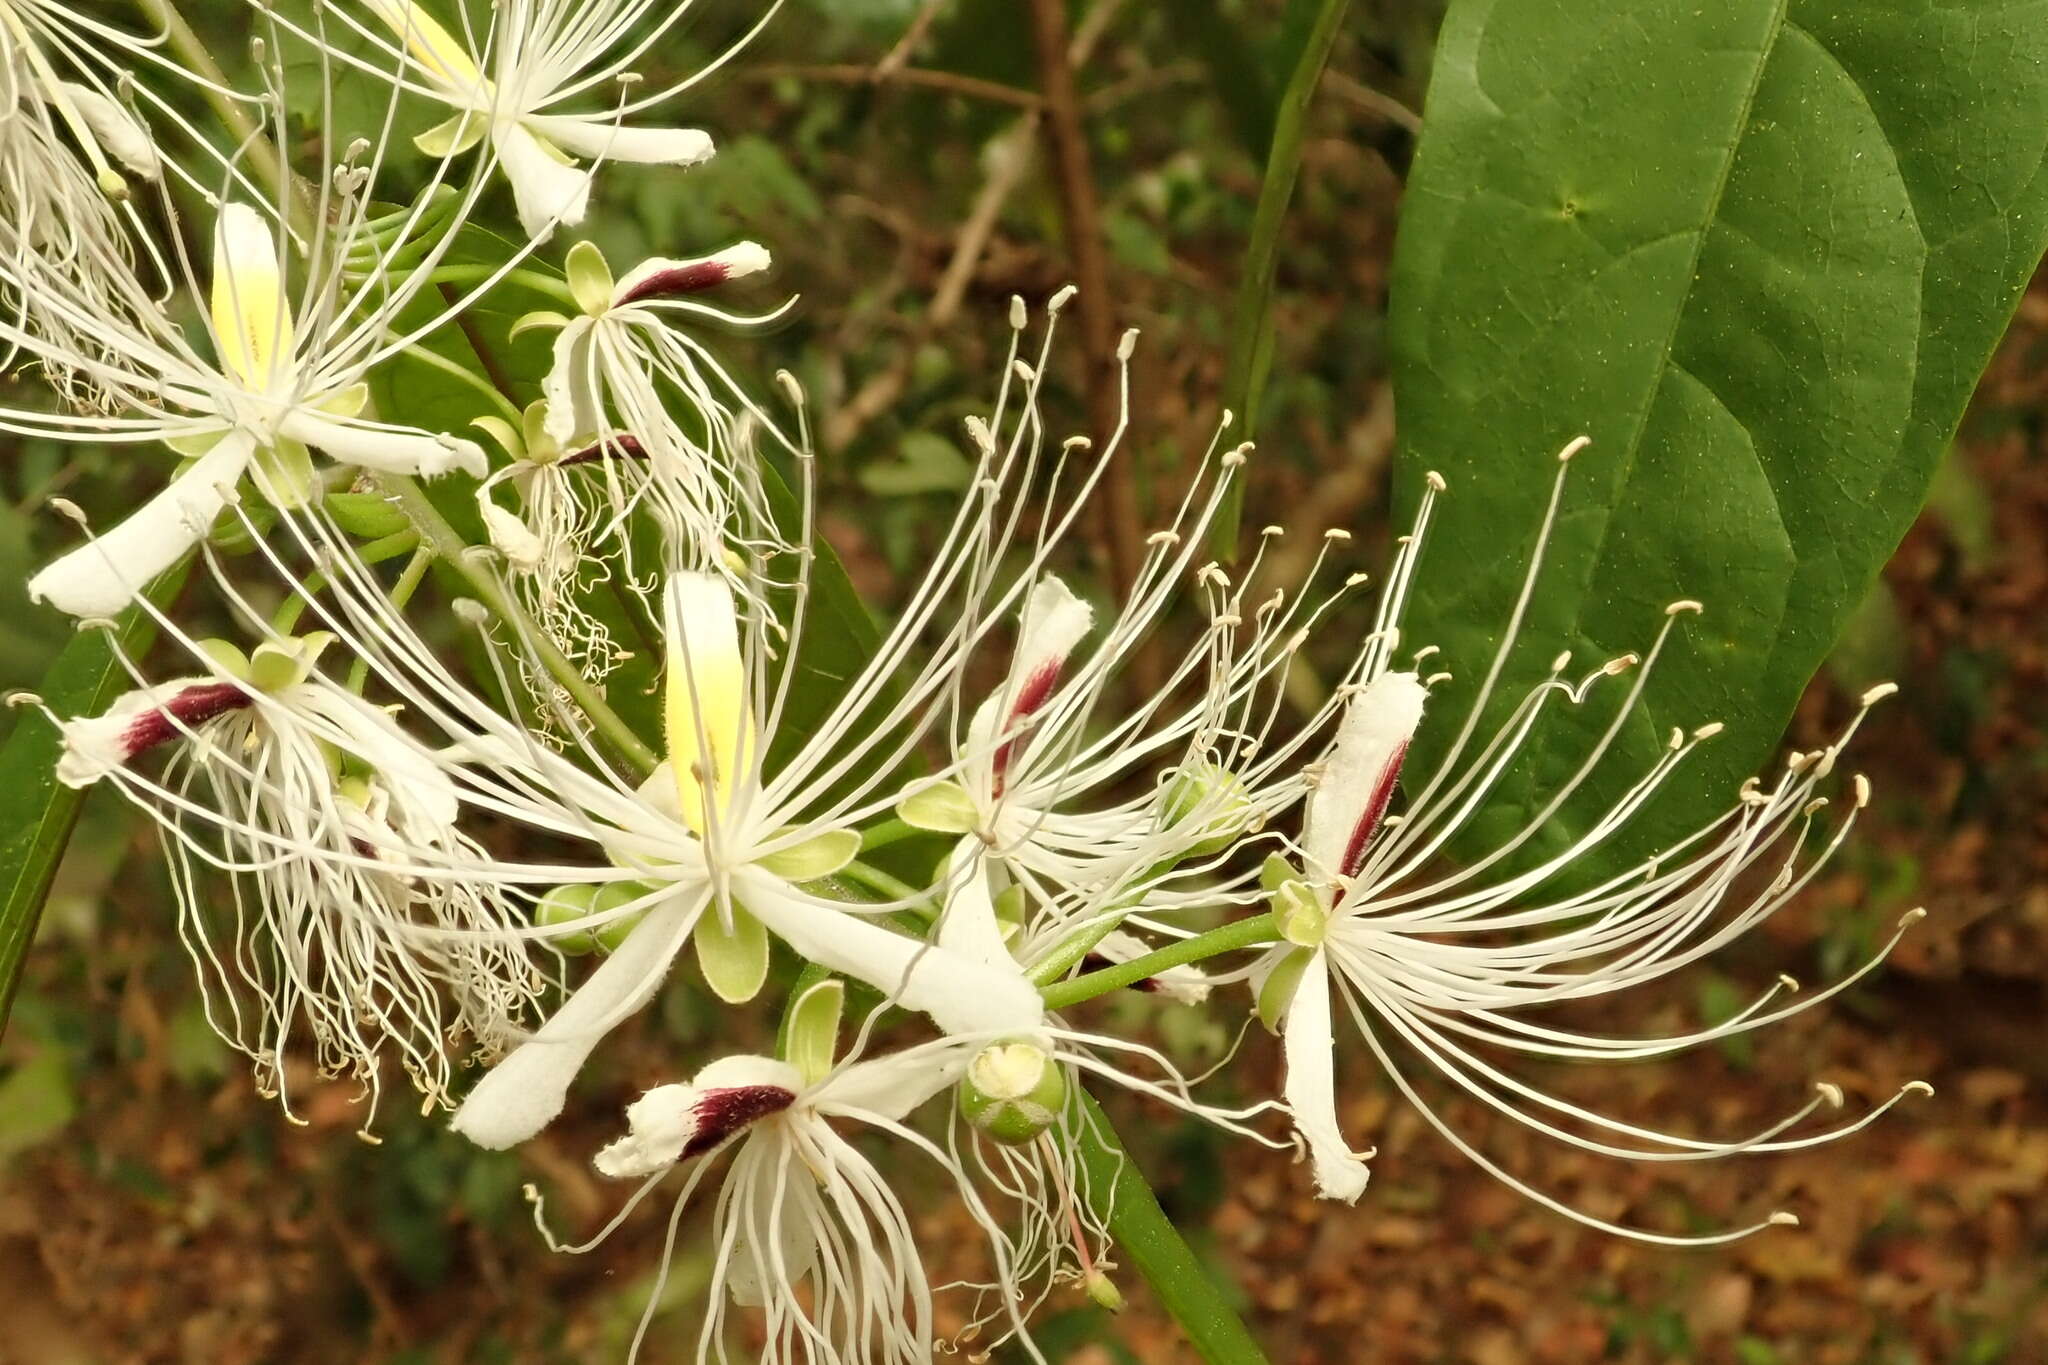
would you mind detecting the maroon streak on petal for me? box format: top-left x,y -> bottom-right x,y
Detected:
991,660 -> 1064,797
119,681 -> 254,761
681,1084 -> 797,1160
559,433 -> 650,467
614,260 -> 732,307
1332,740 -> 1409,906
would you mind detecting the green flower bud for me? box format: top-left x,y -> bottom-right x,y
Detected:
1160,761 -> 1257,855
592,880 -> 666,952
1272,879 -> 1327,948
534,883 -> 602,955
957,1041 -> 1066,1146
1084,1270 -> 1126,1314
325,490 -> 412,541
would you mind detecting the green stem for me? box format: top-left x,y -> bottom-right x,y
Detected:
348,546 -> 434,693
131,0 -> 291,206
1209,0 -> 1355,557
857,817 -> 919,853
836,858 -> 931,918
377,474 -> 660,778
271,528 -> 421,635
413,264 -> 579,308
1039,913 -> 1278,1010
1075,1090 -> 1271,1364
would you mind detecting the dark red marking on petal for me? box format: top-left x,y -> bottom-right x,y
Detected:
614,261 -> 732,307
1332,739 -> 1408,906
119,681 -> 254,761
559,433 -> 650,467
681,1084 -> 797,1160
991,659 -> 1064,798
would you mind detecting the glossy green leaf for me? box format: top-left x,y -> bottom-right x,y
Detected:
1387,0 -> 2048,863
0,570 -> 182,1036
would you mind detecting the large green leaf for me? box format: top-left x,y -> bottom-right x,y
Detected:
0,571 -> 182,1036
1387,0 -> 2048,861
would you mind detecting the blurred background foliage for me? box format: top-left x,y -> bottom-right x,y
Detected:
1,0 -> 2043,1362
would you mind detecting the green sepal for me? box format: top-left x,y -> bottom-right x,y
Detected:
695,901 -> 771,1003
780,976 -> 844,1086
1271,879 -> 1327,948
193,638 -> 251,682
1259,852 -> 1298,895
1256,948 -> 1314,1033
565,240 -> 614,316
757,828 -> 860,881
413,109 -> 488,158
896,779 -> 977,834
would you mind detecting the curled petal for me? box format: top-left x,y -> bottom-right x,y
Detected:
1283,955 -> 1371,1203
55,81 -> 160,177
276,409 -> 486,478
28,431 -> 254,618
452,897 -> 697,1149
594,1056 -> 800,1178
496,121 -> 592,239
526,116 -> 714,168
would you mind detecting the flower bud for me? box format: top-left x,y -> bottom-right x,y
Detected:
1084,1270 -> 1125,1313
957,1041 -> 1066,1145
593,880 -> 665,952
1272,879 -> 1328,948
1160,761 -> 1256,855
534,882 -> 601,955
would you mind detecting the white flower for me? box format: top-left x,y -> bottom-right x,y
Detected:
11,198 -> 487,618
42,622 -> 541,1124
350,0 -> 738,238
1256,444 -> 1929,1238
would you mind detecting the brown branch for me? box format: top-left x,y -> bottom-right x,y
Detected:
737,62 -> 1043,110
1322,69 -> 1422,133
1026,0 -> 1141,605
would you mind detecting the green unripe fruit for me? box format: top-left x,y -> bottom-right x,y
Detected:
957,1042 -> 1067,1146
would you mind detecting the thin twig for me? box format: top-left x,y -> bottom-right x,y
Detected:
1322,68 -> 1422,133
875,0 -> 951,77
737,62 -> 1042,110
1026,0 -> 1142,603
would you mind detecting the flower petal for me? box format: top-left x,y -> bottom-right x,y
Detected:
742,875 -> 1044,1037
495,122 -> 592,239
814,1040 -> 977,1124
663,573 -> 754,835
28,431 -> 254,618
934,840 -> 1015,971
525,116 -> 714,168
55,677 -> 252,786
1303,670 -> 1426,885
1281,955 -> 1371,1203
275,409 -> 486,478
594,1055 -> 800,1178
451,896 -> 698,1149
211,203 -> 293,391
55,81 -> 159,177
541,319 -> 599,447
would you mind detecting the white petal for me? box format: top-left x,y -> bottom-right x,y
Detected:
1304,670 -> 1427,883
451,897 -> 696,1149
741,876 -> 1043,1037
211,203 -> 293,391
276,409 -> 486,477
1281,956 -> 1370,1203
1011,574 -> 1093,699
525,116 -> 714,167
28,431 -> 254,618
726,1171 -> 821,1308
815,1040 -> 976,1124
55,676 -> 235,786
495,122 -> 592,239
55,82 -> 159,177
541,319 -> 599,447
594,1056 -> 799,1178
933,840 -> 1014,971
289,685 -> 460,834
479,497 -> 544,570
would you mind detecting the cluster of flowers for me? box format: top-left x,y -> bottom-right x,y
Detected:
2,2 -> 1928,1359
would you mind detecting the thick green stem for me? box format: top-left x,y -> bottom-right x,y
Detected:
377,475 -> 660,778
1075,1090 -> 1271,1364
857,817 -> 919,853
1209,0 -> 1356,556
1039,913 -> 1278,1009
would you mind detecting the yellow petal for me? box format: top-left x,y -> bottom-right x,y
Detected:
662,573 -> 753,835
364,0 -> 483,90
211,204 -> 292,390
